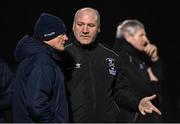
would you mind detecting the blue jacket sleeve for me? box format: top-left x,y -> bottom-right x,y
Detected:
26,65 -> 55,122
0,61 -> 13,110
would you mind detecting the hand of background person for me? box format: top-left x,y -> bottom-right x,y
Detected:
144,42 -> 159,62
147,67 -> 158,81
138,94 -> 161,115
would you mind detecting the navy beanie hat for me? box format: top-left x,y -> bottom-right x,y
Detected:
34,13 -> 66,41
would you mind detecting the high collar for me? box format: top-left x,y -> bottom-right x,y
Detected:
15,35 -> 62,62
39,39 -> 62,61
117,38 -> 151,64
68,33 -> 98,51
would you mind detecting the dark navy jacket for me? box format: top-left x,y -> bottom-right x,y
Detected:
13,35 -> 68,123
0,59 -> 13,122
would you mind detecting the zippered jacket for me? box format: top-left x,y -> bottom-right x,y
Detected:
62,36 -> 140,122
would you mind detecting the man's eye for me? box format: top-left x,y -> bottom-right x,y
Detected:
77,23 -> 83,26
88,24 -> 95,27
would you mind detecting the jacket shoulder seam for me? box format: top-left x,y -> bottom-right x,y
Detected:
64,43 -> 73,49
98,43 -> 119,56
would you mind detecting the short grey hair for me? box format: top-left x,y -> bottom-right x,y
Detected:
116,19 -> 144,38
73,7 -> 100,27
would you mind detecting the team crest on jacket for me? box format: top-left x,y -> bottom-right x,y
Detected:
106,58 -> 116,76
75,63 -> 81,68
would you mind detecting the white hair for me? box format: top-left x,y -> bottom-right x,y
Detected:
116,19 -> 144,38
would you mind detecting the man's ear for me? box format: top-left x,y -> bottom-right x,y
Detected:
72,22 -> 75,31
72,25 -> 74,31
124,32 -> 132,42
98,26 -> 100,33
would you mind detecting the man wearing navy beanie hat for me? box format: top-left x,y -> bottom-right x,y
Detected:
34,13 -> 67,41
13,13 -> 69,123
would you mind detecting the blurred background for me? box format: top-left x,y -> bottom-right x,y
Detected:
1,0 -> 179,122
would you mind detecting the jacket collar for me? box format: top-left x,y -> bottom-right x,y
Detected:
34,38 -> 62,61
68,33 -> 98,51
117,38 -> 150,64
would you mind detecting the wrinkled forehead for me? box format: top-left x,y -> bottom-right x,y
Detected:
76,10 -> 97,20
75,9 -> 99,24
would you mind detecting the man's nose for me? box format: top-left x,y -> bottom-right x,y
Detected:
64,34 -> 68,41
82,26 -> 89,33
144,37 -> 150,46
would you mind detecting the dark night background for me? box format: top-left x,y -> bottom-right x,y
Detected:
0,0 -> 179,122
